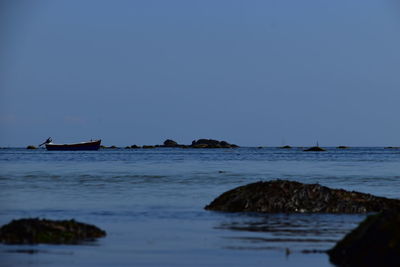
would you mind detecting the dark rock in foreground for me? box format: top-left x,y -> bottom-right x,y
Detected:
328,209 -> 400,267
0,218 -> 106,244
304,146 -> 326,151
191,139 -> 238,148
205,180 -> 400,213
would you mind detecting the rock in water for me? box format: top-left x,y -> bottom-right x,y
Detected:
0,218 -> 106,244
190,139 -> 238,148
205,180 -> 400,213
304,146 -> 326,151
163,139 -> 179,147
328,209 -> 400,267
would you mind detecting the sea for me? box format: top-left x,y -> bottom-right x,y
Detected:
0,147 -> 399,267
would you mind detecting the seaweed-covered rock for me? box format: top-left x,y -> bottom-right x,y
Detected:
328,209 -> 400,267
190,139 -> 238,148
205,180 -> 400,213
304,146 -> 326,151
0,218 -> 106,244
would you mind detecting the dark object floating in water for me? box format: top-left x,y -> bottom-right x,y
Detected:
328,209 -> 400,267
26,145 -> 37,149
385,146 -> 400,149
0,218 -> 106,244
304,146 -> 326,151
204,180 -> 400,213
40,138 -> 101,151
337,146 -> 349,149
279,145 -> 292,149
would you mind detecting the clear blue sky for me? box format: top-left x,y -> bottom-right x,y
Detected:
1,0 -> 400,147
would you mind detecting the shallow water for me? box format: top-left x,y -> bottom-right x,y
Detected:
0,147 -> 399,266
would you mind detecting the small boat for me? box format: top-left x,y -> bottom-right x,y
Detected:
40,138 -> 101,151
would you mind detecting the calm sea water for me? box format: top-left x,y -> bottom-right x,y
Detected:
0,147 -> 399,266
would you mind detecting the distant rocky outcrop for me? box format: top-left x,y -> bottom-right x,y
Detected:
328,209 -> 400,267
190,139 -> 238,148
125,145 -> 140,149
101,145 -> 119,149
163,139 -> 179,147
304,146 -> 326,152
205,180 -> 400,213
104,138 -> 239,149
142,145 -> 156,149
160,139 -> 188,148
0,218 -> 106,244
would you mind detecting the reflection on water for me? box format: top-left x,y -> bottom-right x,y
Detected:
216,213 -> 365,253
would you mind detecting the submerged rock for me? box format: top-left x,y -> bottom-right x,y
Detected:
328,209 -> 400,267
0,218 -> 106,244
304,146 -> 326,152
205,180 -> 400,213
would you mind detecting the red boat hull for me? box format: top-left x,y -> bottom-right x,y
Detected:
45,140 -> 101,151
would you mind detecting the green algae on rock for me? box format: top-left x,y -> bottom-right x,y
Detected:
205,180 -> 400,213
0,218 -> 106,244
